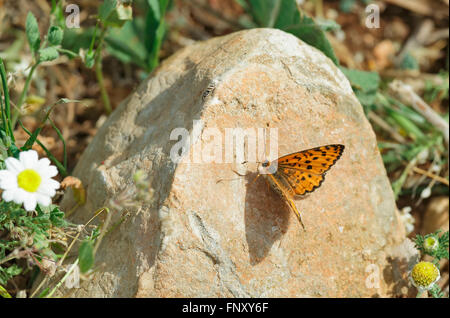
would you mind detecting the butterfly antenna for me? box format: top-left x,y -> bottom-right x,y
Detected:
263,127 -> 268,162
216,177 -> 242,184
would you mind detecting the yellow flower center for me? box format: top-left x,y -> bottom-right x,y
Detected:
17,169 -> 42,192
411,261 -> 439,288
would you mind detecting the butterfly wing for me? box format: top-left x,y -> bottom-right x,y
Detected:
274,144 -> 345,196
261,144 -> 344,230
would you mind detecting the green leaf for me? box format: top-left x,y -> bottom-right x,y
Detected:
61,28 -> 96,55
38,46 -> 60,62
386,108 -> 426,140
145,0 -> 170,71
47,26 -> 64,46
9,144 -> 20,159
26,12 -> 41,53
84,50 -> 95,68
0,285 -> 11,298
284,14 -> 339,65
38,287 -> 50,298
99,0 -> 117,22
47,205 -> 66,227
0,58 -> 13,140
22,126 -> 43,151
246,0 -> 339,65
78,240 -> 94,273
50,0 -> 66,28
424,71 -> 449,102
340,66 -> 380,107
99,0 -> 132,27
340,0 -> 357,13
247,0 -> 277,27
105,18 -> 149,69
0,264 -> 22,286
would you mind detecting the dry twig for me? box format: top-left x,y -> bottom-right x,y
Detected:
412,166 -> 449,186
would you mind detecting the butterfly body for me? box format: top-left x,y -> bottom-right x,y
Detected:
258,144 -> 345,229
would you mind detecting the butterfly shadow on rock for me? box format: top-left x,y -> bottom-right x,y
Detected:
243,171 -> 293,266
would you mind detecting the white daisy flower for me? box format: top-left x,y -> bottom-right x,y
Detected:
0,150 -> 60,211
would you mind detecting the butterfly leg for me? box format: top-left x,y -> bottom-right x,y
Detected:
231,169 -> 261,186
285,197 -> 306,230
216,169 -> 259,184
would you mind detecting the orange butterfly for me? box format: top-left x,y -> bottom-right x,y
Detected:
257,144 -> 345,230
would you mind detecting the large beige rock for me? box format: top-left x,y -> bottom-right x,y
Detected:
59,28 -> 411,297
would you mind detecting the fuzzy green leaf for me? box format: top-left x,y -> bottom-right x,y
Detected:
43,204 -> 67,227
38,46 -> 60,62
47,26 -> 64,46
78,240 -> 94,273
26,12 -> 41,52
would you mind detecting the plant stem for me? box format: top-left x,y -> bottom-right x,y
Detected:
0,249 -> 29,266
57,207 -> 107,267
94,27 -> 112,115
0,58 -> 14,140
11,62 -> 40,128
46,259 -> 79,298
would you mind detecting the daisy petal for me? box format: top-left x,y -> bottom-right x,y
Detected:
37,187 -> 55,197
45,179 -> 60,190
0,170 -> 14,179
23,194 -> 37,211
2,150 -> 59,211
5,157 -> 24,174
37,158 -> 51,167
0,170 -> 17,190
35,158 -> 56,178
2,189 -> 15,202
20,150 -> 39,169
36,193 -> 51,206
42,165 -> 58,178
37,179 -> 59,196
36,158 -> 50,172
13,188 -> 27,205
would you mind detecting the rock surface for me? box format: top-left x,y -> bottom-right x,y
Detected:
58,28 -> 410,297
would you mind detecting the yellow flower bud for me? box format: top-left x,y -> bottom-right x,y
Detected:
410,261 -> 440,291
